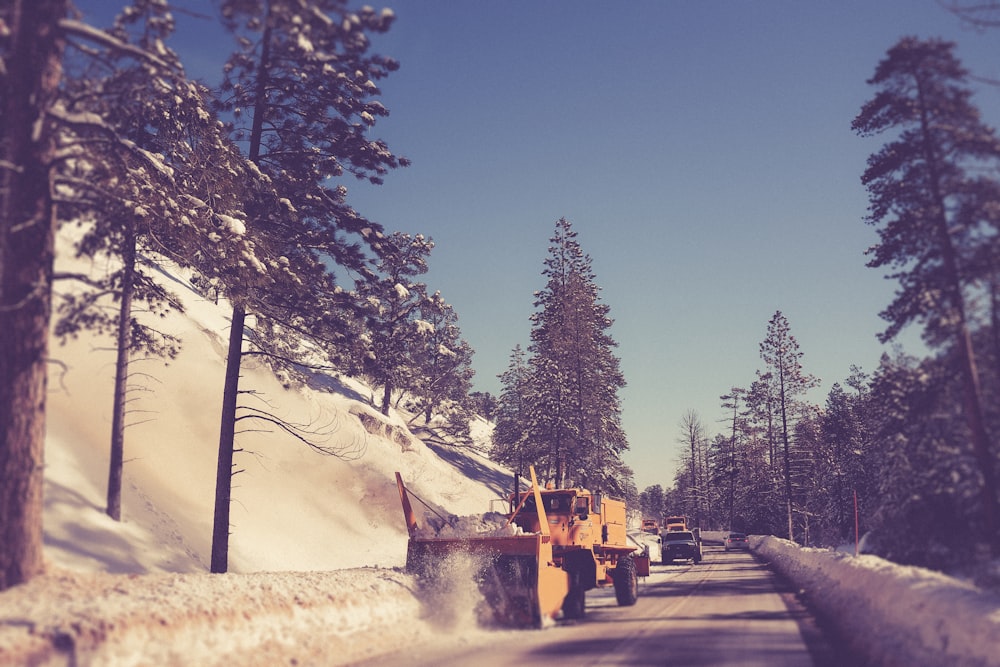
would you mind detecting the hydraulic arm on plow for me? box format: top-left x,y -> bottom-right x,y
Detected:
395,466 -> 649,628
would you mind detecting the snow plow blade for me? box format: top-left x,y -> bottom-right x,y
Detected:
405,534 -> 569,628
396,470 -> 569,628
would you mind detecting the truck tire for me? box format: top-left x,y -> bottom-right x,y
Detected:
613,555 -> 638,606
562,584 -> 586,619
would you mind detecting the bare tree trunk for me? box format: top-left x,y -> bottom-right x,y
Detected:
923,139 -> 1000,556
212,305 -> 245,573
954,322 -> 998,554
779,374 -> 794,542
106,221 -> 136,521
0,0 -> 65,591
990,273 -> 1000,391
211,15 -> 272,574
380,381 -> 391,416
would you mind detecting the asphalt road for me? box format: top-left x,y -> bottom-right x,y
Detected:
354,546 -> 846,667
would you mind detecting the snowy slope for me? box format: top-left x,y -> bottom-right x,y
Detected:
43,235 -> 512,576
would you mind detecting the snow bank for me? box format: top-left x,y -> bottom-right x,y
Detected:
0,567 -> 428,667
752,535 -> 1000,667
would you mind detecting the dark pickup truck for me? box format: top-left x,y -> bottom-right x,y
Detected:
661,530 -> 702,564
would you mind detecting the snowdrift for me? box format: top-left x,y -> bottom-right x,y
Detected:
752,535 -> 1000,667
0,568 -> 431,667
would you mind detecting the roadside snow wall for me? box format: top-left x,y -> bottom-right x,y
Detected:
0,568 -> 427,667
751,535 -> 1000,667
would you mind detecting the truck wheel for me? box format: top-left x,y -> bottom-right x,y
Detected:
614,556 -> 638,606
562,584 -> 586,619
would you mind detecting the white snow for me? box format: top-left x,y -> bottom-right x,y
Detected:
1,227 -> 998,665
413,512 -> 522,539
216,213 -> 246,236
753,535 -> 1000,667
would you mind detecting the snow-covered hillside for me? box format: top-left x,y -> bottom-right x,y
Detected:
0,232 -> 520,665
43,236 -> 511,576
2,231 -> 999,666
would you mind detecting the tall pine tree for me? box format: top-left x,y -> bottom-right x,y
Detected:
0,0 -> 67,591
524,218 -> 630,493
54,0 -> 258,522
759,310 -> 818,541
853,37 -> 1000,554
209,0 -> 408,573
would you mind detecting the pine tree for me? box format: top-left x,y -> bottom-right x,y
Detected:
524,218 -> 629,492
357,232 -> 438,415
853,37 -> 1000,554
867,350 -> 983,568
720,388 -> 746,531
638,484 -> 666,524
0,0 -> 67,591
759,310 -> 818,541
407,297 -> 475,434
491,344 -> 536,490
677,409 -> 708,527
54,0 -> 258,522
209,0 -> 408,573
818,378 -> 873,544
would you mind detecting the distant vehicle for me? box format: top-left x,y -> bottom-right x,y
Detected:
664,515 -> 687,531
725,532 -> 750,552
662,530 -> 702,564
641,518 -> 659,534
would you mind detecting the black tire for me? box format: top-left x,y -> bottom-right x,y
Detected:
562,584 -> 586,619
614,556 -> 639,606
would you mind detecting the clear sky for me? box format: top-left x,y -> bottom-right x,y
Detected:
79,1 -> 1000,492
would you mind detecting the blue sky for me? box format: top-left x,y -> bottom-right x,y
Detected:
80,1 -> 1000,492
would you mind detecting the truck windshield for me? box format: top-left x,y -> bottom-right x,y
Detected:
664,532 -> 694,541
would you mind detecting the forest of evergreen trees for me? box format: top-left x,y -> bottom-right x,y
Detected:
639,37 -> 1000,580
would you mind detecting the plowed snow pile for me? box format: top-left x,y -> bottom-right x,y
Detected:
414,512 -> 522,538
0,568 -> 429,667
753,536 -> 1000,667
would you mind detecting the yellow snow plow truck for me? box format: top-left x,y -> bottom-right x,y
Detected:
395,466 -> 649,628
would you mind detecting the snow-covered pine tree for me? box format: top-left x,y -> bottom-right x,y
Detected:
54,0 -> 262,522
491,344 -> 537,493
525,218 -> 630,492
209,0 -> 408,572
853,36 -> 1000,556
356,231 -> 437,416
638,484 -> 666,525
817,378 -> 873,544
866,350 -> 985,568
407,296 -> 475,436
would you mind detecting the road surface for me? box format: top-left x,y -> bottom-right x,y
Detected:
353,546 -> 851,666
